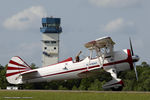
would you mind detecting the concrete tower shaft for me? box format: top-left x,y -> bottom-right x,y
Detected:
40,17 -> 62,66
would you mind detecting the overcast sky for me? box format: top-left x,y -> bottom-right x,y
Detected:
0,0 -> 149,67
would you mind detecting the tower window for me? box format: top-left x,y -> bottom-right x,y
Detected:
44,47 -> 47,50
51,41 -> 56,44
42,23 -> 46,27
44,41 -> 50,43
54,47 -> 56,50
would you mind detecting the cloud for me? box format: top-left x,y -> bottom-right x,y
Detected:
11,42 -> 41,66
102,18 -> 135,33
89,0 -> 141,8
3,6 -> 47,30
14,42 -> 41,57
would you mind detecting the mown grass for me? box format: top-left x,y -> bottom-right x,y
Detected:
0,90 -> 150,100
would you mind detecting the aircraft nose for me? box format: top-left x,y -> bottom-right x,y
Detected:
132,55 -> 140,62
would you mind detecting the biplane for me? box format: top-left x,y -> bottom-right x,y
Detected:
6,36 -> 139,91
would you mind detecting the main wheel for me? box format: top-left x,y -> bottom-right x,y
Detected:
111,86 -> 123,91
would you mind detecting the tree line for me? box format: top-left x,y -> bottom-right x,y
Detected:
0,62 -> 150,91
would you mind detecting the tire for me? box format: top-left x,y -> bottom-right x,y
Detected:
111,86 -> 123,91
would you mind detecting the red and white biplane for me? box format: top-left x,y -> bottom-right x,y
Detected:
6,36 -> 139,91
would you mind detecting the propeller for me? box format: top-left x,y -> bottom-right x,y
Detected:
129,38 -> 134,56
129,37 -> 138,81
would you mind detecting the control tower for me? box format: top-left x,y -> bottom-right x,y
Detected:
40,17 -> 62,66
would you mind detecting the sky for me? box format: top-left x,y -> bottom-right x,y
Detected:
0,0 -> 150,67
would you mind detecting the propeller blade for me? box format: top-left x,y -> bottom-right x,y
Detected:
129,37 -> 138,81
129,37 -> 134,56
133,63 -> 138,81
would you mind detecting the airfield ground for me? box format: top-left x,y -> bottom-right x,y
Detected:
0,90 -> 150,100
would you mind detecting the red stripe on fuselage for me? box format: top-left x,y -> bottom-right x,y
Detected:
43,65 -> 100,78
8,50 -> 133,80
103,59 -> 127,66
28,58 -> 130,80
42,57 -> 73,67
32,50 -> 133,79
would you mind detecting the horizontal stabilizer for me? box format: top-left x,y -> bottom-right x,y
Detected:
21,70 -> 39,81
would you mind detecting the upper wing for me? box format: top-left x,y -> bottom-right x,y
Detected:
84,36 -> 115,49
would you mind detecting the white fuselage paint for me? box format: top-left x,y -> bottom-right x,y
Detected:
24,49 -> 132,83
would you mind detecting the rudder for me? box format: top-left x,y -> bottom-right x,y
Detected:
6,56 -> 31,84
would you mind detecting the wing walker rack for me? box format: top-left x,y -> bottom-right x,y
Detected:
84,37 -> 123,90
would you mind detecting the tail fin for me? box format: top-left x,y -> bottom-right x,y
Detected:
6,56 -> 31,84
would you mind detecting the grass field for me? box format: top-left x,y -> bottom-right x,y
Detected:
0,90 -> 150,100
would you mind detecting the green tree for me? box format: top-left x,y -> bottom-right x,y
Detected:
0,65 -> 9,89
1,61 -> 150,91
30,63 -> 37,69
88,79 -> 104,91
58,85 -> 67,90
141,61 -> 149,67
78,78 -> 92,90
72,85 -> 78,90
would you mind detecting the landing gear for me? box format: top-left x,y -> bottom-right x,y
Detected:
102,78 -> 124,91
111,86 -> 123,91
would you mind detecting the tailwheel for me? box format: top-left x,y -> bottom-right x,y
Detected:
111,86 -> 123,91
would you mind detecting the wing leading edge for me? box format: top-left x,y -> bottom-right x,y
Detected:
84,36 -> 115,49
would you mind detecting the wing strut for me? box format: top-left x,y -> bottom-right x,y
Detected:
95,46 -> 106,68
87,49 -> 93,71
95,47 -> 102,67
